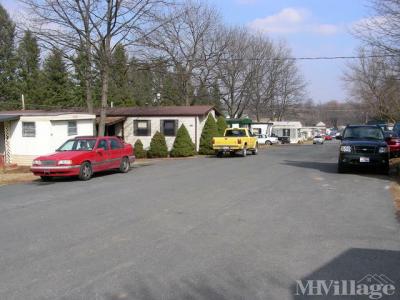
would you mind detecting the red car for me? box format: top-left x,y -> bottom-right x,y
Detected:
324,135 -> 333,141
386,135 -> 400,158
31,136 -> 135,181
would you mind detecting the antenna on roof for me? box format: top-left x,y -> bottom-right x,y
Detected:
21,94 -> 25,110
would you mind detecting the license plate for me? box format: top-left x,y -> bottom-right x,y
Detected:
360,157 -> 370,163
223,147 -> 230,150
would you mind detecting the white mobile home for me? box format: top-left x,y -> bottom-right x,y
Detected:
270,121 -> 304,144
101,105 -> 219,151
0,111 -> 95,166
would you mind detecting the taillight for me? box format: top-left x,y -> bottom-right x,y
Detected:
238,139 -> 242,144
212,138 -> 215,144
388,138 -> 400,145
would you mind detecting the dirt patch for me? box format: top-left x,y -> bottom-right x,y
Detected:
390,180 -> 400,222
389,158 -> 400,222
0,167 -> 36,186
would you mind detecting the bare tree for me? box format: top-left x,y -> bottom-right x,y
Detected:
141,0 -> 223,106
343,47 -> 400,121
215,27 -> 255,118
20,0 -> 168,135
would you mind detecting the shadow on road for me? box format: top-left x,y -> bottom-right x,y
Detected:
282,160 -> 391,180
291,248 -> 400,299
28,167 -> 140,185
100,248 -> 400,300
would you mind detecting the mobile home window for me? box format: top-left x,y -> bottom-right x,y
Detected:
68,121 -> 77,136
282,129 -> 291,137
134,120 -> 151,136
162,120 -> 177,136
22,122 -> 36,137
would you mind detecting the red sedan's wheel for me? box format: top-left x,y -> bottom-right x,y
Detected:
79,162 -> 93,181
40,176 -> 51,182
119,157 -> 130,173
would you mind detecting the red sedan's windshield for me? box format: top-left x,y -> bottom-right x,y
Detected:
57,139 -> 96,151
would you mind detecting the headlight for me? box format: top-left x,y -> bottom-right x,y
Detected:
379,147 -> 388,153
340,145 -> 352,153
32,160 -> 42,165
58,160 -> 72,165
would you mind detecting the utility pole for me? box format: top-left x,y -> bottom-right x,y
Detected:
21,94 -> 25,110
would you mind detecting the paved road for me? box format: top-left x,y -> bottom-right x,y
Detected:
0,142 -> 399,300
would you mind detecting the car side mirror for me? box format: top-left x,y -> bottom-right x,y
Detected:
336,135 -> 342,140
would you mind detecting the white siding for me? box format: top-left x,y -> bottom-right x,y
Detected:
123,111 -> 215,151
124,116 -> 197,150
9,116 -> 94,165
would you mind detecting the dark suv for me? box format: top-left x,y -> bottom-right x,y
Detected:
337,125 -> 389,174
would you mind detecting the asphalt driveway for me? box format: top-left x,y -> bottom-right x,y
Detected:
0,141 -> 399,300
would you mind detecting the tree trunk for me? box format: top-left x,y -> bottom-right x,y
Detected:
98,64 -> 109,137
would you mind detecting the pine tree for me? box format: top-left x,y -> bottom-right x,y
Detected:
210,79 -> 222,111
41,48 -> 75,107
109,44 -> 132,106
0,4 -> 18,108
148,131 -> 169,158
17,30 -> 41,105
193,82 -> 211,105
199,114 -> 218,155
170,124 -> 196,157
73,46 -> 96,109
134,139 -> 147,159
216,116 -> 228,136
128,58 -> 153,106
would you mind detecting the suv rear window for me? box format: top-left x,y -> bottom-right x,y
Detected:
343,127 -> 384,140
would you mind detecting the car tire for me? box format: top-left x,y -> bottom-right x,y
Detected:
79,162 -> 93,181
216,151 -> 223,158
265,141 -> 272,146
337,163 -> 347,173
40,176 -> 51,182
380,164 -> 390,175
119,157 -> 130,173
252,144 -> 258,155
242,147 -> 247,157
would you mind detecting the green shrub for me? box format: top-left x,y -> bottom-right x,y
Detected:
147,131 -> 168,158
170,124 -> 196,157
134,139 -> 147,159
216,116 -> 228,136
199,114 -> 218,155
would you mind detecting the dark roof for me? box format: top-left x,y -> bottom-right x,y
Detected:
105,105 -> 218,117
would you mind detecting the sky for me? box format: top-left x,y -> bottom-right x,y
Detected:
1,0 -> 371,103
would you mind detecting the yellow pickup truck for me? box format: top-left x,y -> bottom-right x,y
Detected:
212,128 -> 258,157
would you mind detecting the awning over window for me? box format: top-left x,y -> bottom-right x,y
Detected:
0,115 -> 19,122
96,116 -> 126,126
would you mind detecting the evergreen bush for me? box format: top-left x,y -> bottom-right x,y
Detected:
199,114 -> 218,155
216,116 -> 228,136
170,124 -> 196,157
147,131 -> 168,158
134,139 -> 147,159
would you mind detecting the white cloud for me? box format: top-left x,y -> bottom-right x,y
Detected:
248,7 -> 339,36
313,24 -> 338,35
